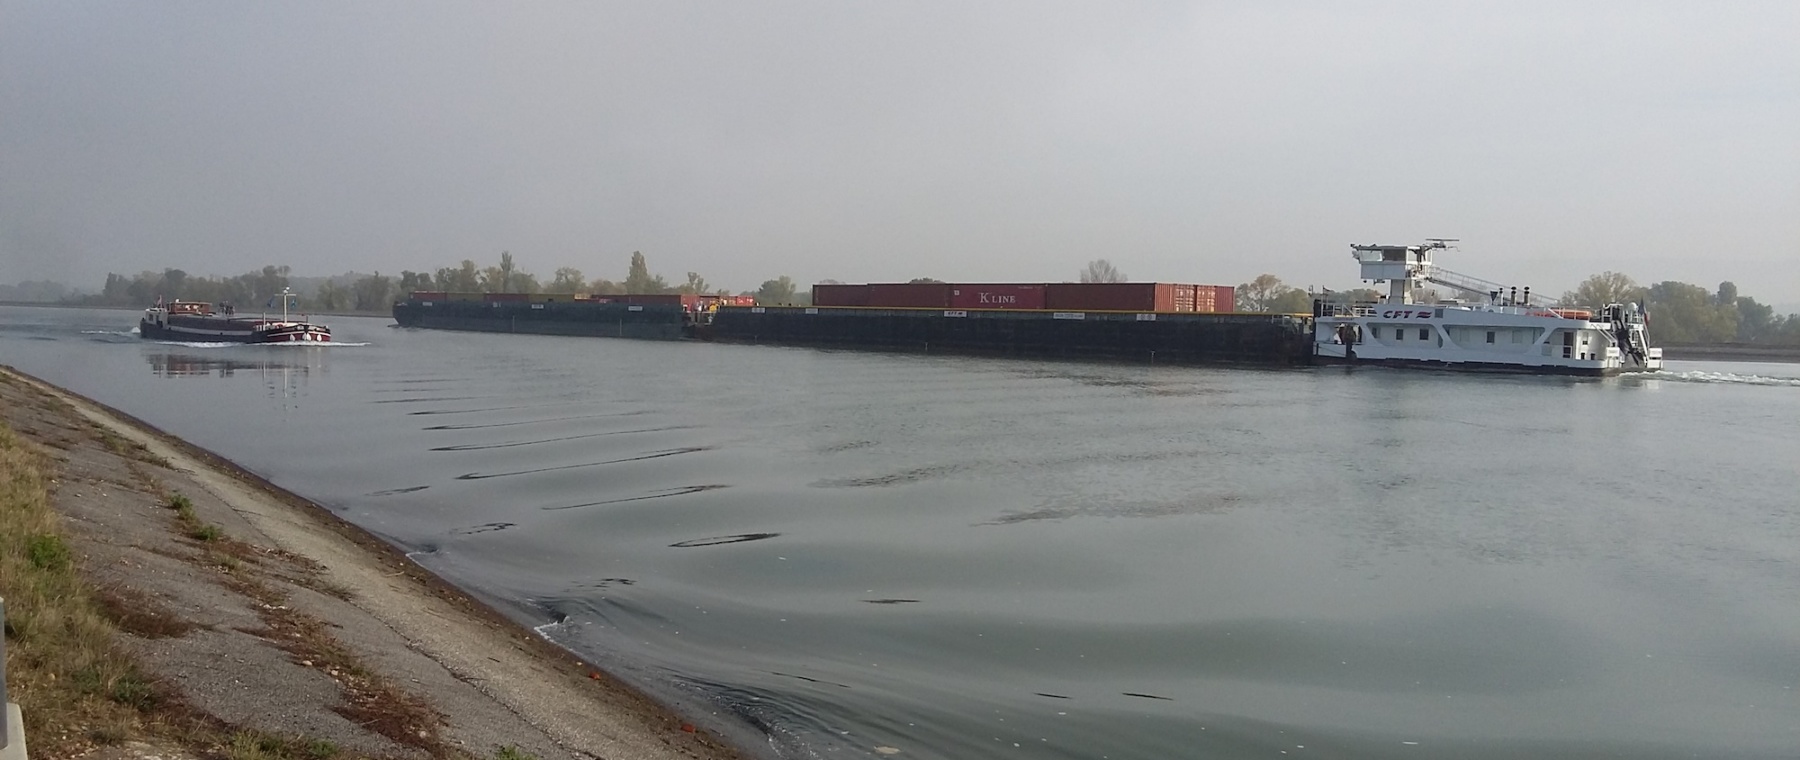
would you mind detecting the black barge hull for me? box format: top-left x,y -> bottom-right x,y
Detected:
391,299 -> 1315,366
701,306 -> 1314,366
392,300 -> 689,341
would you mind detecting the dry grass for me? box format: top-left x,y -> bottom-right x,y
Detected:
225,729 -> 342,759
160,486 -> 452,757
0,420 -> 153,755
220,567 -> 451,757
90,584 -> 203,639
87,423 -> 171,468
2,375 -> 471,759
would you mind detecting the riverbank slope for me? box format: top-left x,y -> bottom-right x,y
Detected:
0,366 -> 753,760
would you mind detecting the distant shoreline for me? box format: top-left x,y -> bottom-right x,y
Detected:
0,300 -> 391,319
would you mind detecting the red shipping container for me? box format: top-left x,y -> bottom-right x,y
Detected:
1212,285 -> 1236,313
866,283 -> 952,308
621,294 -> 700,309
812,284 -> 871,307
1044,283 -> 1181,312
949,284 -> 1045,310
1171,284 -> 1197,313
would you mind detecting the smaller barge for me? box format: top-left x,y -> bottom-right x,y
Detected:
141,289 -> 331,343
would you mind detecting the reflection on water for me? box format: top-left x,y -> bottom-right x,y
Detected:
145,348 -> 324,407
148,351 -> 318,378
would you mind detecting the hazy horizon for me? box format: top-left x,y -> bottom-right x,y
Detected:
4,2 -> 1796,299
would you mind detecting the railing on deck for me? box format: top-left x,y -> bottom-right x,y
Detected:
2,595 -> 25,759
1318,299 -> 1605,322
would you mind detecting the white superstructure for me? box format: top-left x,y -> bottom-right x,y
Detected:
1313,241 -> 1662,376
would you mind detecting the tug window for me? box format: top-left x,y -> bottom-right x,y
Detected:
1419,328 -> 1429,341
1486,331 -> 1496,344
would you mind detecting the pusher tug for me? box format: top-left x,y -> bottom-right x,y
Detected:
1313,240 -> 1661,376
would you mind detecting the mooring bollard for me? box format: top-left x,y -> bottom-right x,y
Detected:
1,594 -> 25,759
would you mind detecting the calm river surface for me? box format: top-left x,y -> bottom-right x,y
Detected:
3,305 -> 1797,759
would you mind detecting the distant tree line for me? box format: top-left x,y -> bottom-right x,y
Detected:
1559,272 -> 1800,345
64,252 -> 812,311
0,280 -> 73,302
70,265 -> 304,311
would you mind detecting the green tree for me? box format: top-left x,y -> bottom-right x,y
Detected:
623,251 -> 669,294
1235,274 -> 1304,312
352,272 -> 394,311
546,267 -> 587,294
397,270 -> 434,294
1079,259 -> 1127,283
479,266 -> 507,292
1645,281 -> 1737,343
1267,289 -> 1314,313
440,260 -> 481,292
677,271 -> 711,295
1559,271 -> 1646,310
1325,287 -> 1383,304
498,251 -> 516,293
755,276 -> 798,305
1734,295 -> 1776,342
1772,315 -> 1800,346
314,280 -> 352,311
907,277 -> 944,284
101,273 -> 131,304
161,268 -> 189,300
251,265 -> 291,303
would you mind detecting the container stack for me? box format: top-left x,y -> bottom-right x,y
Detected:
814,282 -> 1239,313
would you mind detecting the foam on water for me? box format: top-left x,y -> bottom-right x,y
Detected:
146,339 -> 372,348
1657,370 -> 1800,387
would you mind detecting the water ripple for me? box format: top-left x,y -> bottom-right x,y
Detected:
540,484 -> 729,511
669,533 -> 781,548
430,425 -> 692,451
422,410 -> 656,430
454,446 -> 711,480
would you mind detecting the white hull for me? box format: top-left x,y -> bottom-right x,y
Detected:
1315,304 -> 1661,376
1313,242 -> 1662,376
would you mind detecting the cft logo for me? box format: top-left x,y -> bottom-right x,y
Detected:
1380,310 -> 1433,319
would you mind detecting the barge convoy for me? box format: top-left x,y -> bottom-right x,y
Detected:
391,243 -> 1662,376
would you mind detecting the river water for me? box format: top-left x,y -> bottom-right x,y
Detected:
2,305 -> 1797,759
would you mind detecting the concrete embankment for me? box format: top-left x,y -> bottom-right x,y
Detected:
0,366 -> 755,760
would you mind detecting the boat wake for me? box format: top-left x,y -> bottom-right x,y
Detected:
145,339 -> 372,348
1654,370 -> 1800,387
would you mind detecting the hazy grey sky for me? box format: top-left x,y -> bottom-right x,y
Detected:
4,1 -> 1796,300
